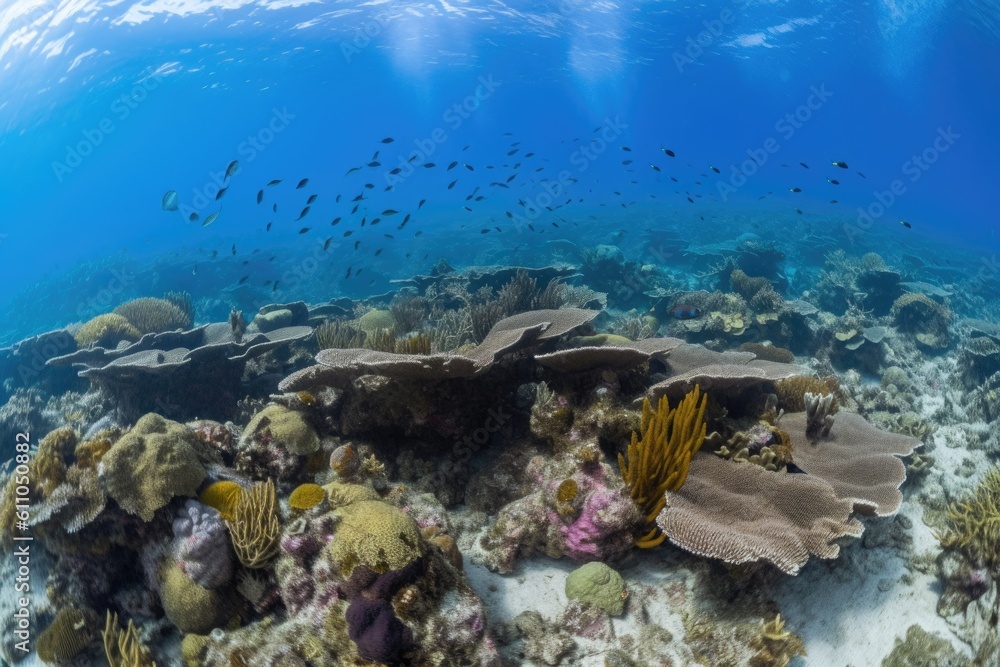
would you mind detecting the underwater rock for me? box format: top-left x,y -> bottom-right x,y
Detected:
0,328 -> 81,403
891,292 -> 952,351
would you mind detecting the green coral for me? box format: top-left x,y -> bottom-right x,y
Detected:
74,313 -> 142,347
323,482 -> 379,508
880,624 -> 967,667
37,607 -> 90,664
329,500 -> 424,576
100,413 -> 206,521
113,297 -> 192,334
357,308 -> 396,335
245,405 -> 319,456
159,561 -> 227,634
937,465 -> 1000,567
565,562 -> 627,616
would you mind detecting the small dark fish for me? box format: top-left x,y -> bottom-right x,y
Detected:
225,160 -> 239,179
344,230 -> 354,237
368,161 -> 381,168
857,171 -> 866,178
272,281 -> 278,292
307,194 -> 318,204
382,209 -> 398,216
296,178 -> 309,189
299,227 -> 310,234
507,149 -> 518,156
267,179 -> 282,186
900,220 -> 911,229
381,137 -> 394,143
670,305 -> 702,319
216,187 -> 227,201
830,200 -> 839,204
621,146 -> 631,151
796,208 -> 804,214
423,162 -> 436,168
354,240 -> 361,249
345,266 -> 352,278
661,147 -> 675,157
551,221 -> 558,228
375,248 -> 383,256
390,168 -> 402,175
789,187 -> 802,193
464,164 -> 474,171
448,180 -> 457,189
827,179 -> 839,185
231,244 -> 236,255
336,194 -> 342,203
799,162 -> 809,169
464,206 -> 473,211
372,150 -> 380,161
295,206 -> 311,221
324,237 -> 332,250
331,217 -> 342,226
414,231 -> 423,237
832,161 -> 849,169
257,190 -> 263,204
418,199 -> 426,209
189,212 -> 199,223
710,165 -> 720,174
356,268 -> 363,276
506,174 -> 517,183
649,164 -> 660,172
345,167 -> 361,176
266,222 -> 272,232
384,234 -> 395,239
211,250 -> 218,258
238,275 -> 249,285
351,194 -> 365,202
402,213 -> 411,224
370,217 -> 381,225
202,212 -> 219,227
448,161 -> 458,170
351,204 -> 359,214
622,159 -> 633,165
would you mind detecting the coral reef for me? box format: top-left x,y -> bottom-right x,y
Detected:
891,292 -> 952,350
103,611 -> 156,667
936,465 -> 1000,568
114,296 -> 193,334
171,500 -> 234,589
74,313 -> 142,348
36,607 -> 91,664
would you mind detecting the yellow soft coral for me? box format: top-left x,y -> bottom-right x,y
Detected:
198,481 -> 242,521
104,611 -> 157,667
227,479 -> 280,569
937,465 -> 1000,567
619,386 -> 708,548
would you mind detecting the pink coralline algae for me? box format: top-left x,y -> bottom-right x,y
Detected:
556,481 -> 641,562
481,462 -> 642,573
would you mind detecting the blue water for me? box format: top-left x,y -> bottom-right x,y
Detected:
0,0 -> 997,339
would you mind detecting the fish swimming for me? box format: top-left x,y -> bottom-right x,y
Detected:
162,190 -> 179,211
669,305 -> 702,319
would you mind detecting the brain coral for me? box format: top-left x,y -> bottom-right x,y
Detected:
329,500 -> 424,576
100,413 -> 206,521
36,607 -> 90,664
244,405 -> 320,456
158,560 -> 227,634
113,297 -> 193,334
74,313 -> 142,347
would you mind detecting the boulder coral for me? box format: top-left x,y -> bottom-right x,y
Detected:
113,296 -> 193,334
99,413 -> 207,522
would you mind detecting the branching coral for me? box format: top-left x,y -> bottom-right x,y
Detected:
316,320 -> 365,349
618,385 -> 707,548
936,466 -> 1000,568
227,479 -> 281,569
74,313 -> 142,348
113,297 -> 192,334
104,611 -> 156,667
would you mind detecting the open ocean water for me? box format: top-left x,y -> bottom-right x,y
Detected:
1,1 -> 999,666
